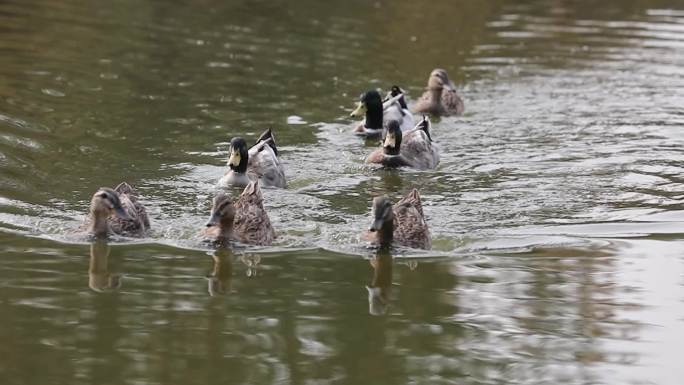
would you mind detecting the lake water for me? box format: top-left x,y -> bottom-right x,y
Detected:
1,0 -> 684,384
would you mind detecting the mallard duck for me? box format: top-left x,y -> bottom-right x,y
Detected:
363,189 -> 431,249
412,68 -> 464,116
218,128 -> 286,188
204,180 -> 275,246
83,182 -> 150,238
366,117 -> 439,170
350,89 -> 414,138
400,115 -> 440,169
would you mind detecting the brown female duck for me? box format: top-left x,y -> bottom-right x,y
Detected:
363,189 -> 431,250
205,180 -> 275,246
412,68 -> 464,116
83,182 -> 150,238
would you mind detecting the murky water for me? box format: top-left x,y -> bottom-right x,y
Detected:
2,0 -> 684,384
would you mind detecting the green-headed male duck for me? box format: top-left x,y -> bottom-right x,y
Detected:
351,89 -> 414,138
218,128 -> 286,188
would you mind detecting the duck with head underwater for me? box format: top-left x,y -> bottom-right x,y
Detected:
412,68 -> 464,116
82,182 -> 150,238
204,180 -> 275,246
366,116 -> 439,170
218,128 -> 286,189
363,189 -> 431,250
350,88 -> 414,138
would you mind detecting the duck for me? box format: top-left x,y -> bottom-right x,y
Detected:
218,128 -> 286,188
350,89 -> 414,138
412,68 -> 464,116
83,182 -> 150,238
365,117 -> 439,170
204,180 -> 275,246
363,189 -> 431,250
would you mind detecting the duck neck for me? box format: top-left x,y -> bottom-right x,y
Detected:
89,210 -> 110,238
427,86 -> 442,102
216,220 -> 235,244
364,104 -> 383,130
376,218 -> 394,247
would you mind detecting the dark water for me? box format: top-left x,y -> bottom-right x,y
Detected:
2,0 -> 684,384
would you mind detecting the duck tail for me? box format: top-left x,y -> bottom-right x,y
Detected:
256,128 -> 278,156
114,182 -> 136,197
416,115 -> 433,142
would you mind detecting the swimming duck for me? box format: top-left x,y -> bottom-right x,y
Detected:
363,189 -> 431,250
350,89 -> 414,138
205,180 -> 275,246
399,115 -> 440,169
412,68 -> 464,116
83,182 -> 150,238
366,117 -> 439,170
218,128 -> 286,188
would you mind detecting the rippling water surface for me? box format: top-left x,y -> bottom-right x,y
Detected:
1,0 -> 684,384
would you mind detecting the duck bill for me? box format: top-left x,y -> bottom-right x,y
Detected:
350,102 -> 366,117
368,218 -> 384,232
227,150 -> 241,167
383,134 -> 396,149
205,212 -> 221,227
113,206 -> 131,220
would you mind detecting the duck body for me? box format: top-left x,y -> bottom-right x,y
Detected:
399,116 -> 440,169
351,89 -> 414,139
83,182 -> 150,238
363,189 -> 431,250
205,181 -> 275,246
218,128 -> 286,189
412,68 -> 464,116
366,118 -> 439,170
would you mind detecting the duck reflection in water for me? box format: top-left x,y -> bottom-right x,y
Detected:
367,249 -> 393,316
88,240 -> 122,292
206,248 -> 234,296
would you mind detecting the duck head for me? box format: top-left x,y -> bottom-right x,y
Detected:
383,120 -> 403,156
351,90 -> 383,130
88,188 -> 131,237
227,137 -> 249,173
369,196 -> 395,247
206,193 -> 236,230
427,68 -> 450,89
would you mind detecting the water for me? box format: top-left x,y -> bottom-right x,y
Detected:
1,0 -> 684,384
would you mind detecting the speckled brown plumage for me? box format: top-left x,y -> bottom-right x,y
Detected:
412,69 -> 465,116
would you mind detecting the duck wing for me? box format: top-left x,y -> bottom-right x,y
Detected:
233,181 -> 275,246
441,87 -> 465,116
110,182 -> 149,235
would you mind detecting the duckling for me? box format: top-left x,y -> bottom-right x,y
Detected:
366,118 -> 439,170
364,189 -> 431,250
204,180 -> 275,246
83,182 -> 150,238
218,128 -> 286,188
350,89 -> 414,138
412,68 -> 464,116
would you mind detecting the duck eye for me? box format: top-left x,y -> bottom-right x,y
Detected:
98,193 -> 108,199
